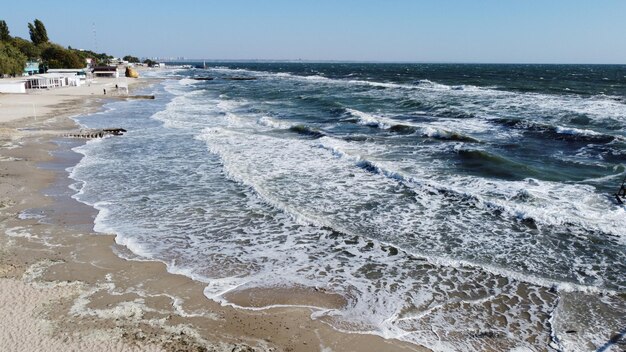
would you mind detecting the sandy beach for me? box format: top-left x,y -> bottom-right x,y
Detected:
0,74 -> 425,352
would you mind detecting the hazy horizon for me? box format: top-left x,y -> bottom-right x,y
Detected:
158,59 -> 626,65
3,0 -> 626,65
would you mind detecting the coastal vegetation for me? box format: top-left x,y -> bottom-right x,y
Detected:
0,41 -> 27,75
27,19 -> 48,45
142,58 -> 157,67
40,44 -> 84,69
0,19 -> 139,75
123,55 -> 140,63
0,20 -> 10,41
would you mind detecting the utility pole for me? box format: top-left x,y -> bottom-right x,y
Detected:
92,22 -> 98,52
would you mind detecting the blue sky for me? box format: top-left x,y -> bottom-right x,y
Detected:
3,0 -> 625,63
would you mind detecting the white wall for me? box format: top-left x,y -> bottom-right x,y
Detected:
0,82 -> 26,94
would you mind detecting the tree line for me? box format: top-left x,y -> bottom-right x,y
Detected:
0,19 -> 146,76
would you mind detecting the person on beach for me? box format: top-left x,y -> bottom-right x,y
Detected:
103,88 -> 106,95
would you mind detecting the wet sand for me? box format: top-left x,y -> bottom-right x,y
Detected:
0,76 -> 426,351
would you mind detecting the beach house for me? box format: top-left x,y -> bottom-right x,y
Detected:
23,61 -> 40,76
24,73 -> 82,89
92,66 -> 119,78
0,81 -> 27,93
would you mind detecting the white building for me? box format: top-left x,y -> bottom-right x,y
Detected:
46,68 -> 87,75
0,81 -> 27,94
24,74 -> 82,89
92,67 -> 119,78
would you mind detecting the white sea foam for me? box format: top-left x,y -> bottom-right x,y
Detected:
5,226 -> 37,239
178,77 -> 199,86
555,126 -> 602,136
197,119 -> 625,294
66,72 -> 626,351
353,72 -> 617,125
318,136 -> 626,243
345,108 -> 395,129
210,67 -> 626,129
345,108 -> 488,143
257,116 -> 291,129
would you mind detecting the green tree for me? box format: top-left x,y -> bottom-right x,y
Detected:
0,20 -> 10,41
28,19 -> 49,45
0,41 -> 27,75
72,49 -> 112,66
11,37 -> 40,60
41,44 -> 84,69
123,55 -> 140,63
143,59 -> 156,67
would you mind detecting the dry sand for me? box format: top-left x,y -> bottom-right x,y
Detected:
0,76 -> 132,124
0,74 -> 428,351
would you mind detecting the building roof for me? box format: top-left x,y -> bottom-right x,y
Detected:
92,67 -> 118,72
47,68 -> 86,73
26,73 -> 80,79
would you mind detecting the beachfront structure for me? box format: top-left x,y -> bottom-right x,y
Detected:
47,68 -> 87,75
92,66 -> 119,78
47,69 -> 92,85
107,58 -> 130,66
0,81 -> 27,94
24,73 -> 82,89
24,61 -> 40,76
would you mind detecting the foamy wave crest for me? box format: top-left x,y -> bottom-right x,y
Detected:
203,66 -> 626,126
196,122 -> 626,293
179,77 -> 199,86
193,126 -> 624,350
422,126 -> 480,142
257,116 -> 291,129
416,79 -> 453,90
346,108 -> 481,141
297,71 -> 626,126
64,68 -> 626,352
208,66 -> 257,74
346,108 -> 394,129
317,137 -> 626,244
555,126 -> 602,137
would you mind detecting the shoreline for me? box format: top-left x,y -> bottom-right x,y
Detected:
0,76 -> 424,351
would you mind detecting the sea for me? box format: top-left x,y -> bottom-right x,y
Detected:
69,63 -> 626,351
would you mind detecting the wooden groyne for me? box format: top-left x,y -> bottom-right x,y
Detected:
124,95 -> 155,100
52,94 -> 155,99
63,128 -> 127,139
191,77 -> 257,81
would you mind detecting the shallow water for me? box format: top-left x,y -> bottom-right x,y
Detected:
70,63 -> 626,351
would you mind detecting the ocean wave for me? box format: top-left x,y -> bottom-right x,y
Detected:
159,72 -> 626,246
216,67 -> 626,128
555,126 -> 602,137
345,108 -> 480,141
495,118 -> 619,143
257,116 -> 291,129
316,136 -> 626,244
196,127 -> 624,289
345,108 -> 397,129
455,149 -> 541,180
191,126 -> 624,352
66,70 -> 626,351
422,126 -> 480,142
288,124 -> 326,139
209,66 -> 483,92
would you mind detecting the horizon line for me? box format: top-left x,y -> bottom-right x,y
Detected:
152,58 -> 626,66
